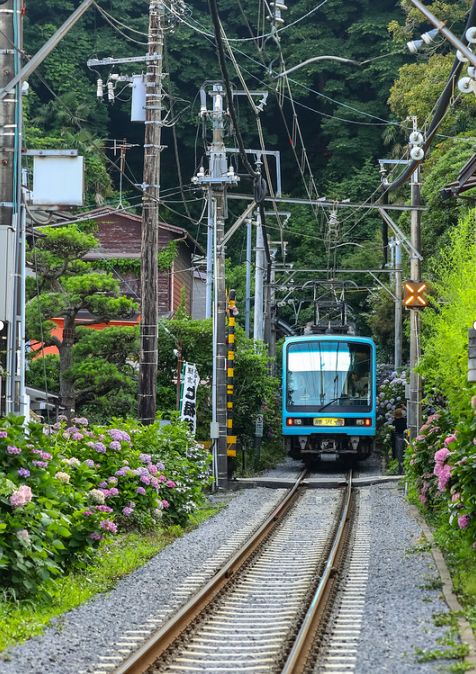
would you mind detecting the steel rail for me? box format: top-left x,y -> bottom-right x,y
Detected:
113,468 -> 308,674
281,470 -> 354,674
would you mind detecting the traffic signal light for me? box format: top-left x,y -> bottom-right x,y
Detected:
403,281 -> 427,308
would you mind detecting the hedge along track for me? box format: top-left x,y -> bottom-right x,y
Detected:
112,470 -> 354,674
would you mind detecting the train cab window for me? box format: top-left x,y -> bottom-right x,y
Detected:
286,340 -> 372,413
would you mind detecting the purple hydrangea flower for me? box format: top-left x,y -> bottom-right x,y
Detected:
89,532 -> 103,541
157,462 -> 165,471
31,460 -> 48,469
72,417 -> 89,426
109,441 -> 121,451
139,453 -> 152,464
108,476 -> 118,485
148,464 -> 158,475
95,505 -> 113,513
40,451 -> 52,461
17,467 -> 30,478
99,481 -> 108,489
122,506 -> 134,517
108,429 -> 131,443
99,519 -> 117,534
94,442 -> 106,454
71,432 -> 84,441
7,445 -> 21,455
136,487 -> 146,495
140,474 -> 151,485
84,459 -> 95,468
0,431 -> 8,439
109,487 -> 119,496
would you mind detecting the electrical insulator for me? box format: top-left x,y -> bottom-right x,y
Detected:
268,1 -> 287,27
107,80 -> 115,103
96,78 -> 104,99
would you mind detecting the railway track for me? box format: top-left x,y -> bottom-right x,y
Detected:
109,469 -> 357,674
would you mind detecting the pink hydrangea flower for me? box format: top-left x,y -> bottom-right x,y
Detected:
458,514 -> 470,529
10,485 -> 33,508
165,480 -> 176,488
147,464 -> 158,475
71,432 -> 84,441
161,499 -> 169,509
437,464 -> 451,492
419,493 -> 427,505
451,492 -> 461,502
444,434 -> 457,446
434,447 -> 451,463
0,431 -> 7,439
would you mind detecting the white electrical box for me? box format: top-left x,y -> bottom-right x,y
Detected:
131,74 -> 146,122
32,155 -> 84,206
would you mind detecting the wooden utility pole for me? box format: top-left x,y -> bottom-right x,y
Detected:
138,0 -> 165,424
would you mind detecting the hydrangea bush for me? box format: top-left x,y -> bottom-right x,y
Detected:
406,399 -> 476,549
0,415 -> 211,595
376,368 -> 408,457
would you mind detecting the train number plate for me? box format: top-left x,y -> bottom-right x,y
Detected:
313,417 -> 344,427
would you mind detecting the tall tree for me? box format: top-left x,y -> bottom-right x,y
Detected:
26,226 -> 137,415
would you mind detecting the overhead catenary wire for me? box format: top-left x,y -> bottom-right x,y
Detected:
207,0 -> 272,279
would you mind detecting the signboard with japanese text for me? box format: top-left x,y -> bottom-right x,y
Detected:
180,362 -> 200,435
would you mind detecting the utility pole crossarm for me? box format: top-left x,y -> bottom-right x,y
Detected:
378,207 -> 423,260
0,0 -> 95,100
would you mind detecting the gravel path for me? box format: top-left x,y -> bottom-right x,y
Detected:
354,483 -> 457,673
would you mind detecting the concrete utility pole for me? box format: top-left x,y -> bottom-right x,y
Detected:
138,0 -> 165,424
0,0 -> 26,417
394,238 -> 402,370
194,83 -> 238,488
245,217 -> 252,338
253,209 -> 265,342
408,119 -> 422,439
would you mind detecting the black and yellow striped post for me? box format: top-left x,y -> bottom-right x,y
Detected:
226,289 -> 237,476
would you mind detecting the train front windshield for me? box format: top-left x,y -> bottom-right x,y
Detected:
286,341 -> 372,412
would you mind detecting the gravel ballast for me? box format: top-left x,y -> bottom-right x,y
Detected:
354,483 -> 458,673
0,464 -> 463,674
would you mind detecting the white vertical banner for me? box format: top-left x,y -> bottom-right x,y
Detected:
180,362 -> 200,435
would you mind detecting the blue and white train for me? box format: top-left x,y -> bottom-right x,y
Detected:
282,334 -> 377,464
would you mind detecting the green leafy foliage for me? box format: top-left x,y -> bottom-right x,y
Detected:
418,212 -> 476,417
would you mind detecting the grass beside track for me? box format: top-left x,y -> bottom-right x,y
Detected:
0,503 -> 223,654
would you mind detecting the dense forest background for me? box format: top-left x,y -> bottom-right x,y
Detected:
24,0 -> 476,359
